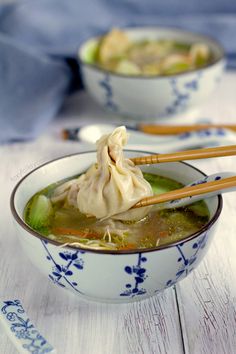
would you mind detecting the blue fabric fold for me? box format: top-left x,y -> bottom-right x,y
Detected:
0,33 -> 71,143
0,0 -> 236,143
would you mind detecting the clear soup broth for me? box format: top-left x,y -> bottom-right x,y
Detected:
88,29 -> 213,76
24,173 -> 209,251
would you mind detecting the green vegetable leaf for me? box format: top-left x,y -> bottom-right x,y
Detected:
26,195 -> 53,232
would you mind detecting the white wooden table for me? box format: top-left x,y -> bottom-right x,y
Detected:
1,71 -> 236,354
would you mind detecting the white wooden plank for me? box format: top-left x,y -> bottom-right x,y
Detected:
30,288 -> 184,354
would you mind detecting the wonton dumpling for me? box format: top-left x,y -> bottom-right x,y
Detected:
98,28 -> 130,65
77,126 -> 153,220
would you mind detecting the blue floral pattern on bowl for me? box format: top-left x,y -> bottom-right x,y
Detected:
120,253 -> 148,297
0,299 -> 54,353
98,71 -> 207,118
99,74 -> 119,113
165,232 -> 208,288
166,72 -> 202,115
42,240 -> 85,294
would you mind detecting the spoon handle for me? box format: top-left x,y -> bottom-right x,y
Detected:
133,175 -> 236,208
0,299 -> 56,354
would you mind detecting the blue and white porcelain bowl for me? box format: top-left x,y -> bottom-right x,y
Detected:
78,27 -> 225,120
10,151 -> 222,303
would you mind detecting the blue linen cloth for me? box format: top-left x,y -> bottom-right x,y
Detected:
1,0 -> 236,143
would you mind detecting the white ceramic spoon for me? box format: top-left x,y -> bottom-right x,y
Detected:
152,172 -> 236,210
75,124 -> 236,152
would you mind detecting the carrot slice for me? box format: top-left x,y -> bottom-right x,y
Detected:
158,231 -> 168,238
121,243 -> 136,250
51,227 -> 99,238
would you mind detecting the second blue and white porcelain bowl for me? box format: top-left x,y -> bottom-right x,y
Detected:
78,27 -> 225,120
10,151 -> 222,303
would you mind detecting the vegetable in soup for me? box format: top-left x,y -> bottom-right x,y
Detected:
88,29 -> 212,76
24,173 -> 209,251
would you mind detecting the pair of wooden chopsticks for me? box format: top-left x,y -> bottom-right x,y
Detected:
130,145 -> 236,208
139,123 -> 236,135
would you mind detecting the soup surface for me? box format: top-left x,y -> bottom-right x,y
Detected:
87,29 -> 213,76
24,173 -> 209,251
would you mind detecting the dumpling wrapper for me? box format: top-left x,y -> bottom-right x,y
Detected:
77,126 -> 153,220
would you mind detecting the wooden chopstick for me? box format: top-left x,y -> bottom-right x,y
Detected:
139,123 -> 236,135
131,145 -> 236,165
133,175 -> 236,209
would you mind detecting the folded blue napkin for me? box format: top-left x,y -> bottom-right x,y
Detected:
1,0 -> 236,143
0,33 -> 71,143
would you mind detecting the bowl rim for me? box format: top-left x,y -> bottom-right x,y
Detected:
78,25 -> 226,80
10,150 -> 223,255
